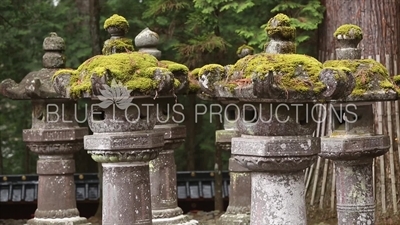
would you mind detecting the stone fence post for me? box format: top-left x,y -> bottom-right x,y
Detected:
0,33 -> 88,224
320,24 -> 397,225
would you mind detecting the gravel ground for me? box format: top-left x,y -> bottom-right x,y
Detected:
0,211 -> 334,225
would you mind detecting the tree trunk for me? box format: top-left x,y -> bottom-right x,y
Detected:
185,94 -> 196,171
318,0 -> 400,222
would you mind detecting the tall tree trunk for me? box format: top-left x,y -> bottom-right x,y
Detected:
318,0 -> 400,222
185,94 -> 196,171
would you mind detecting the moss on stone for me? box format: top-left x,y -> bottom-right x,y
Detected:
198,64 -> 225,78
227,53 -> 324,93
267,13 -> 291,27
104,14 -> 129,33
393,75 -> 400,83
323,59 -> 392,96
190,68 -> 200,77
158,60 -> 189,74
266,13 -> 295,40
236,44 -> 254,55
334,24 -> 363,39
52,69 -> 77,80
102,38 -> 134,55
67,52 -> 160,97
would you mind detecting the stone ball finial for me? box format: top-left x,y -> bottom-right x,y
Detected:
334,24 -> 363,60
264,13 -> 296,54
104,14 -> 129,37
237,44 -> 254,58
42,32 -> 66,68
135,27 -> 161,59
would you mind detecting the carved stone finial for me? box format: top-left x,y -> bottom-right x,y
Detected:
0,33 -> 66,99
334,24 -> 363,60
134,27 -> 161,59
265,13 -> 296,54
42,32 -> 66,68
102,14 -> 134,55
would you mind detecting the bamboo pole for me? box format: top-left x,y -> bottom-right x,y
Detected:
385,54 -> 398,213
310,104 -> 324,205
319,104 -> 329,209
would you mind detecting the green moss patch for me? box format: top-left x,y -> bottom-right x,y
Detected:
53,52 -> 166,98
104,14 -> 129,33
323,59 -> 393,96
198,64 -> 225,78
227,53 -> 325,93
158,60 -> 189,74
102,38 -> 134,55
237,44 -> 254,55
334,24 -> 363,39
266,13 -> 295,40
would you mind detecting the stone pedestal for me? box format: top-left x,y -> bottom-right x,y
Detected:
85,124 -> 163,225
233,135 -> 319,225
320,104 -> 390,225
150,124 -> 197,225
23,99 -> 89,225
216,130 -> 250,225
0,33 -> 89,224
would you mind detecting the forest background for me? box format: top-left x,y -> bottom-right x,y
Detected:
0,0 -> 326,174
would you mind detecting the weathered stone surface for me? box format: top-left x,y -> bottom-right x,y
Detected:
135,27 -> 161,59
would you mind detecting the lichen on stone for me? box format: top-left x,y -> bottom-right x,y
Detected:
104,14 -> 129,33
323,59 -> 393,96
188,68 -> 201,93
333,24 -> 363,39
226,53 -> 325,93
102,38 -> 134,55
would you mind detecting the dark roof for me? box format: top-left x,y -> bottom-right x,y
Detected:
0,171 -> 230,203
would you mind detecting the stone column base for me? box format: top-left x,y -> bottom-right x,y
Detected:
218,213 -> 250,225
27,217 -> 89,225
152,207 -> 198,225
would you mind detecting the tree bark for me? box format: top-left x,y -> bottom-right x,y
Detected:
318,0 -> 400,221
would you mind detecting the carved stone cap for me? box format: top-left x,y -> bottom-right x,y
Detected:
52,52 -> 191,99
0,33 -> 66,100
196,53 -> 355,102
323,24 -> 397,101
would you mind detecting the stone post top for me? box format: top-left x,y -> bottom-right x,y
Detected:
104,14 -> 129,35
195,14 -> 355,103
236,44 -> 254,58
0,32 -> 66,100
324,24 -> 397,102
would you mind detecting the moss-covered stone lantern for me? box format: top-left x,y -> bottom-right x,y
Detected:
196,13 -> 355,224
320,24 -> 397,225
0,33 -> 89,224
51,14 -> 189,225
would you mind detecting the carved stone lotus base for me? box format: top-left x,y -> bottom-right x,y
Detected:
232,135 -> 319,225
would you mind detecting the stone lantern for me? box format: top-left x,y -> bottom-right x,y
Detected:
197,13 -> 354,224
51,14 -> 187,225
0,33 -> 89,224
320,24 -> 397,225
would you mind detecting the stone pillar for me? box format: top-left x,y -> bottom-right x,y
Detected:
196,13 -> 354,225
0,33 -> 88,224
149,99 -> 198,225
217,104 -> 250,225
320,24 -> 396,225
